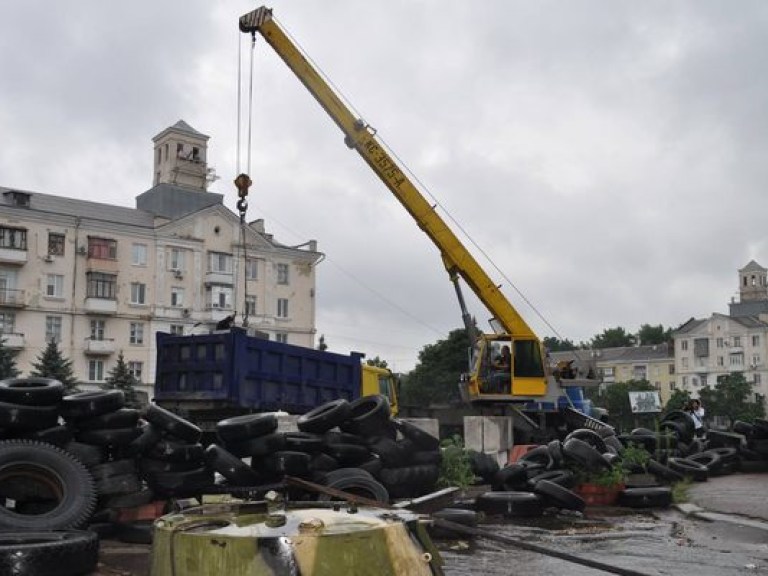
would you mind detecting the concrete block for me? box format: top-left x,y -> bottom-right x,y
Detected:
463,416 -> 514,453
276,412 -> 299,433
399,418 -> 440,441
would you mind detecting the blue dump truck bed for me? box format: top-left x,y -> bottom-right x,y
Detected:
154,329 -> 364,420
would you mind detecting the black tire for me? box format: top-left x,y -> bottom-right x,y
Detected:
379,464 -> 439,498
90,459 -> 136,481
322,431 -> 367,447
620,433 -> 656,452
0,401 -> 59,431
339,395 -> 391,437
603,434 -> 625,454
263,451 -> 312,477
147,467 -> 214,496
0,440 -> 97,530
563,437 -> 610,471
526,469 -> 576,489
64,441 -> 105,468
323,443 -> 372,466
732,421 -> 755,436
668,457 -> 709,481
429,509 -> 479,539
410,450 -> 443,466
565,429 -> 607,454
114,520 -> 154,545
76,427 -> 141,447
138,457 -> 202,476
618,486 -> 672,509
366,437 -> 409,467
203,444 -> 260,486
148,440 -> 204,463
654,433 -> 678,450
705,446 -> 738,464
491,463 -> 529,492
518,445 -> 553,469
475,491 -> 544,517
0,377 -> 64,407
358,456 -> 383,478
533,479 -> 585,512
659,420 -> 684,439
687,451 -> 722,473
467,450 -> 500,482
392,419 -> 440,451
661,410 -> 695,443
308,452 -> 340,472
61,390 -> 125,420
547,440 -> 565,468
706,430 -> 745,449
297,400 -> 352,434
101,489 -> 155,510
0,530 -> 99,576
126,424 -> 163,456
225,432 -> 286,458
283,432 -> 324,454
216,413 -> 278,444
318,468 -> 390,503
21,425 -> 73,448
647,458 -> 685,482
76,408 -> 141,431
144,404 -> 201,444
96,473 -> 142,496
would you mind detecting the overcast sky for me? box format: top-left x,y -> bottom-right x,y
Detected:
3,1 -> 768,372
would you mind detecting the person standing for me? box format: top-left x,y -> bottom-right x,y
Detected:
688,399 -> 706,437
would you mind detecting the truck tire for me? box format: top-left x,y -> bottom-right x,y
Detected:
61,390 -> 124,420
317,469 -> 389,503
226,432 -> 286,458
475,491 -> 544,517
603,434 -> 625,454
0,401 -> 59,431
618,487 -> 672,509
204,444 -> 260,486
564,429 -> 607,454
76,427 -> 141,447
75,408 -> 140,431
0,377 -> 64,407
563,438 -> 610,471
667,457 -> 709,481
144,404 -> 202,444
297,399 -> 351,434
114,520 -> 154,545
216,413 -> 278,444
533,479 -> 585,512
468,450 -> 500,482
518,445 -> 554,469
339,395 -> 391,437
283,432 -> 324,454
392,419 -> 440,451
706,430 -> 745,449
687,451 -> 723,473
0,530 -> 99,576
732,421 -> 754,436
0,440 -> 97,530
379,464 -> 439,498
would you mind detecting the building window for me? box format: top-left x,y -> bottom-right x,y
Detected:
670,381 -> 677,390
753,335 -> 761,347
45,274 -> 64,298
132,243 -> 147,266
48,233 -> 65,256
632,366 -> 647,380
171,287 -> 184,307
755,373 -> 762,385
753,355 -> 761,367
170,324 -> 184,336
680,340 -> 688,351
208,252 -> 232,274
176,143 -> 183,156
87,237 -> 117,260
682,376 -> 688,387
90,319 -> 105,341
127,361 -> 143,382
0,227 -> 27,250
86,272 -> 116,299
246,259 -> 259,280
276,333 -> 288,344
88,360 -> 104,382
717,356 -> 724,367
733,336 -> 742,347
668,364 -> 675,375
129,322 -> 144,345
209,286 -> 233,310
130,283 -> 147,305
0,312 -> 15,334
731,354 -> 744,367
716,337 -> 724,348
45,316 -> 62,343
169,248 -> 185,271
277,298 -> 289,318
277,263 -> 289,285
681,357 -> 688,368
245,296 -> 257,316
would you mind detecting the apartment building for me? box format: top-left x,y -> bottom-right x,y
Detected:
0,121 -> 321,397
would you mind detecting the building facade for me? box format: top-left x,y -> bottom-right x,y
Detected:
0,121 -> 321,398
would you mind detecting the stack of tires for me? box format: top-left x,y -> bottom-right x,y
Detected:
735,418 -> 768,470
0,377 -> 68,445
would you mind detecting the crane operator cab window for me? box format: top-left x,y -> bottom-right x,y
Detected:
481,338 -> 545,394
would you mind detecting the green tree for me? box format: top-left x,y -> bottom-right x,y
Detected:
366,356 -> 388,369
30,340 -> 79,393
698,373 -> 765,428
401,328 -> 468,406
0,337 -> 20,379
542,336 -> 577,352
591,380 -> 656,433
637,324 -> 672,346
665,388 -> 691,411
101,352 -> 141,408
317,335 -> 328,351
591,327 -> 635,349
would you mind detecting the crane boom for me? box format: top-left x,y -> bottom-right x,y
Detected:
240,7 -> 550,398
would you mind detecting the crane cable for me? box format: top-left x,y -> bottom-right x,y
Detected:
234,31 -> 257,328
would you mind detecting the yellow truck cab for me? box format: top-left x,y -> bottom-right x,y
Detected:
361,364 -> 399,416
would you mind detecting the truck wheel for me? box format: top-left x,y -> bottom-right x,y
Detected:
297,399 -> 351,434
533,479 -> 585,512
75,408 -> 140,431
216,413 -> 278,444
144,404 -> 201,444
0,440 -> 97,530
519,445 -> 554,469
686,451 -> 722,473
667,457 -> 709,481
618,487 -> 672,509
706,430 -> 745,449
0,377 -> 64,406
392,419 -> 440,451
732,421 -> 754,436
475,491 -> 544,517
61,391 -> 125,421
203,444 -> 260,486
0,401 -> 59,431
0,530 -> 99,576
339,395 -> 391,437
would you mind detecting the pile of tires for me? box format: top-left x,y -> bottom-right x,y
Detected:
210,395 -> 442,502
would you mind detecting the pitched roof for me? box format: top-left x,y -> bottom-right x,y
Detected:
740,259 -> 765,273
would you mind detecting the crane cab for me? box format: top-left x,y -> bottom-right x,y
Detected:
467,335 -> 548,401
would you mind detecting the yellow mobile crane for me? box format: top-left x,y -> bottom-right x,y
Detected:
239,7 -> 595,412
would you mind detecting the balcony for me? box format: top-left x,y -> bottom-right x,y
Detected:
0,248 -> 27,265
0,332 -> 24,349
204,271 -> 233,286
84,338 -> 115,355
84,297 -> 117,315
205,305 -> 233,324
0,289 -> 25,308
